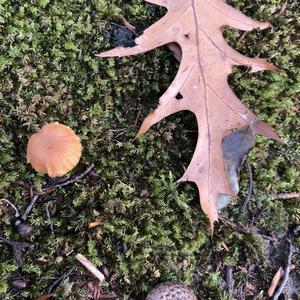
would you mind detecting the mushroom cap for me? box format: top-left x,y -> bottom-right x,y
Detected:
27,123 -> 82,177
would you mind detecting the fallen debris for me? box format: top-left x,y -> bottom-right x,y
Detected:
14,164 -> 95,235
1,198 -> 20,217
241,160 -> 253,213
219,217 -> 276,241
267,267 -> 283,297
119,15 -> 136,32
48,266 -> 76,293
10,278 -> 28,289
45,205 -> 54,236
0,236 -> 32,265
274,192 -> 300,200
88,219 -> 102,228
45,164 -> 95,190
221,241 -> 229,252
272,240 -> 293,300
225,265 -> 233,298
279,1 -> 288,16
236,31 -> 248,45
34,294 -> 54,300
75,253 -> 105,282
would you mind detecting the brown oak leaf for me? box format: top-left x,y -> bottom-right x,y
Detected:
97,0 -> 280,229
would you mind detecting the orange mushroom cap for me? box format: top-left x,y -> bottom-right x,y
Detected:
27,123 -> 82,177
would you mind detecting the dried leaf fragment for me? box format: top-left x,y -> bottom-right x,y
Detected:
268,267 -> 283,297
217,124 -> 255,209
88,220 -> 102,228
98,0 -> 280,229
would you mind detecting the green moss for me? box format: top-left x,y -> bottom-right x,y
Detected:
202,272 -> 228,300
0,282 -> 8,295
0,0 -> 298,298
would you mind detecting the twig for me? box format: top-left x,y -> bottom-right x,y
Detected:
109,128 -> 127,132
225,265 -> 233,297
1,199 -> 20,217
45,164 -> 95,190
47,175 -> 71,187
0,236 -> 32,265
274,192 -> 300,200
20,194 -> 39,222
48,266 -> 76,293
272,240 -> 293,300
133,109 -> 142,128
237,32 -> 247,45
29,185 -> 34,198
45,206 -> 54,236
75,253 -> 105,282
98,295 -> 118,299
119,15 -> 136,32
219,217 -> 276,241
278,1 -> 288,16
221,241 -> 229,252
241,160 -> 253,212
19,164 -> 95,223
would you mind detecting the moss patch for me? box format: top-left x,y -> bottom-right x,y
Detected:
0,0 -> 299,299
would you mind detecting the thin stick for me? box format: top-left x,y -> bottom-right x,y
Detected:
1,199 -> 20,217
272,240 -> 293,300
75,254 -> 105,282
45,164 -> 95,190
241,160 -> 253,212
219,217 -> 276,241
133,109 -> 142,128
98,295 -> 118,299
48,266 -> 76,293
225,265 -> 233,297
20,194 -> 39,221
119,15 -> 136,31
275,192 -> 300,200
20,165 -> 94,222
278,1 -> 288,16
45,206 -> 54,236
236,32 -> 247,45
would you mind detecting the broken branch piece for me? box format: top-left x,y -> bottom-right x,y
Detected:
75,254 -> 105,282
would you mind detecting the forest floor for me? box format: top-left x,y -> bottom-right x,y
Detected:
0,0 -> 299,299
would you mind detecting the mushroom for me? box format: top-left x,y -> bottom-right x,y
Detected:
27,123 -> 82,177
146,282 -> 197,300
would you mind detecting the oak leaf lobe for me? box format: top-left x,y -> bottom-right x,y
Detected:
98,0 -> 280,229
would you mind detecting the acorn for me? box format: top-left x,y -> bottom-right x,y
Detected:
146,282 -> 197,300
